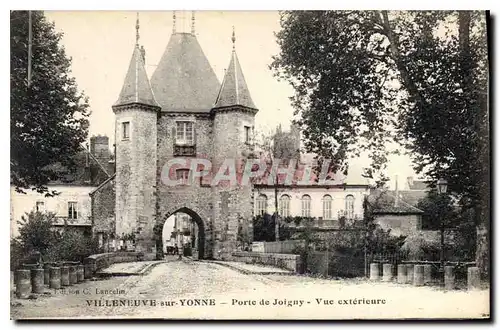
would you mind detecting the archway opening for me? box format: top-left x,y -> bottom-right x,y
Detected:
161,207 -> 205,260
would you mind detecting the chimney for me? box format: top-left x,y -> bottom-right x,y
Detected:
407,176 -> 414,188
90,135 -> 111,181
394,175 -> 399,207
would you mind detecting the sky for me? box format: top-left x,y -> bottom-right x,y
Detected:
44,11 -> 418,189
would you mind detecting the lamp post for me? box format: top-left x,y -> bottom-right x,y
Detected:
436,178 -> 448,273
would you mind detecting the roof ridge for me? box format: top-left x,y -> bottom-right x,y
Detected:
387,190 -> 424,212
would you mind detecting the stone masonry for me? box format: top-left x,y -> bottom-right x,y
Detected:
92,18 -> 258,259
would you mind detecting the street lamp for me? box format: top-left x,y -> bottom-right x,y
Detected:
436,178 -> 448,274
437,178 -> 448,194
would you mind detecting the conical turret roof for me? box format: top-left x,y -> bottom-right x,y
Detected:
114,45 -> 159,108
150,33 -> 220,113
214,50 -> 257,110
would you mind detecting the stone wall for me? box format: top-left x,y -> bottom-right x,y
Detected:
84,251 -> 156,272
156,113 -> 215,258
230,251 -> 302,273
211,109 -> 255,259
114,106 -> 158,253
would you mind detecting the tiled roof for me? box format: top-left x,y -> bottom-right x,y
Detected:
114,44 -> 159,108
397,190 -> 428,207
44,148 -> 114,187
368,189 -> 424,214
150,33 -> 220,112
214,50 -> 256,110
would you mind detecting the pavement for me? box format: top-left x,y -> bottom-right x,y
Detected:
11,259 -> 489,320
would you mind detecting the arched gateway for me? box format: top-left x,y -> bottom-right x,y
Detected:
156,207 -> 206,260
109,14 -> 257,261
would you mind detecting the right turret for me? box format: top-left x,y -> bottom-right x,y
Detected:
212,27 -> 258,166
211,27 -> 257,259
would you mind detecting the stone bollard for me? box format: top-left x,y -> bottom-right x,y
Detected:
43,264 -> 50,285
444,266 -> 455,290
61,266 -> 70,286
423,264 -> 432,284
467,267 -> 481,290
77,265 -> 85,282
30,268 -> 45,294
49,267 -> 61,289
397,264 -> 407,284
405,264 -> 414,284
84,264 -> 92,279
15,269 -> 31,299
413,265 -> 424,286
369,263 -> 380,280
69,266 -> 77,285
382,264 -> 393,282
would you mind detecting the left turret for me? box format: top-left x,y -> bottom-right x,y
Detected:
112,14 -> 160,252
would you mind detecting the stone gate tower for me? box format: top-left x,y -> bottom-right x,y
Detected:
113,13 -> 258,259
112,15 -> 160,252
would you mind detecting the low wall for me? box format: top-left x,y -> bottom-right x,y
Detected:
307,251 -> 365,278
84,251 -> 155,272
252,240 -> 305,254
230,252 -> 302,273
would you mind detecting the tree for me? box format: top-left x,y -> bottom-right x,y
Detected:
257,125 -> 300,241
271,11 -> 489,277
11,11 -> 90,196
14,211 -> 59,258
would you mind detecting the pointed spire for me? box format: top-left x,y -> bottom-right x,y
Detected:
191,11 -> 195,34
113,20 -> 159,109
135,12 -> 140,45
213,29 -> 256,110
173,11 -> 176,34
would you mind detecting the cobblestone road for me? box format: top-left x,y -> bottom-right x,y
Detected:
11,260 -> 489,320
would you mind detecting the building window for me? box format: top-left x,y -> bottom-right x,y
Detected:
345,195 -> 355,219
122,121 -> 130,140
176,169 -> 190,185
35,201 -> 45,212
322,195 -> 332,220
256,194 -> 268,216
176,121 -> 194,145
244,126 -> 251,144
68,202 -> 78,219
301,195 -> 311,217
279,195 -> 291,217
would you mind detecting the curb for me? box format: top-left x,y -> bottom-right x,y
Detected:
202,260 -> 294,276
96,260 -> 166,277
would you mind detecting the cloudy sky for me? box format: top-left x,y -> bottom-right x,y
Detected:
44,11 -> 417,189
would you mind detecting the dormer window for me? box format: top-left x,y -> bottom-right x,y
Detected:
176,121 -> 194,145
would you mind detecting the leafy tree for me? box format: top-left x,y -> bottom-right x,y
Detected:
14,211 -> 59,258
256,125 -> 300,240
11,11 -> 90,196
271,11 -> 489,276
417,190 -> 456,230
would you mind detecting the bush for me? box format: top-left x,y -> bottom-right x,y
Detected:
46,229 -> 98,263
11,211 -> 98,265
15,211 -> 59,255
366,225 -> 406,254
400,232 -> 440,261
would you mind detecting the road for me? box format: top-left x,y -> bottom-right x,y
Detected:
11,260 -> 490,320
